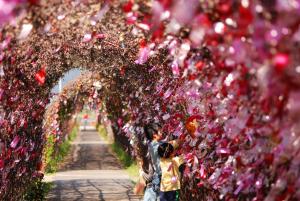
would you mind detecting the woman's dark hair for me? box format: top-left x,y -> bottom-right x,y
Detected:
144,123 -> 161,141
158,142 -> 174,158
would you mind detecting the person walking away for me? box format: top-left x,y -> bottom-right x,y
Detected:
83,113 -> 88,130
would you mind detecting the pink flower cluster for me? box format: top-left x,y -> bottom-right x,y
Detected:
0,0 -> 38,27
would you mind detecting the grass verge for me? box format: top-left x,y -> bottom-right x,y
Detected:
97,125 -> 139,181
23,181 -> 53,201
44,125 -> 78,173
23,125 -> 78,200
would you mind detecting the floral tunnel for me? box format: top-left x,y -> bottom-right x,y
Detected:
1,0 -> 300,201
43,72 -> 139,174
0,0 -> 145,199
43,72 -> 100,169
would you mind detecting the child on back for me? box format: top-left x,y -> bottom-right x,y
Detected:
158,142 -> 185,201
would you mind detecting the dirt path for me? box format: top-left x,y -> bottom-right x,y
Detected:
44,127 -> 141,201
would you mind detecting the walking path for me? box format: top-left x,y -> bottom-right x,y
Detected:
44,127 -> 141,201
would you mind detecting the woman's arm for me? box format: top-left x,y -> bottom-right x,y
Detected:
140,162 -> 154,183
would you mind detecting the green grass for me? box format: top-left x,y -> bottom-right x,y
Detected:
44,125 -> 78,173
97,124 -> 139,180
23,125 -> 79,200
125,163 -> 139,181
23,181 -> 53,201
97,125 -> 109,141
111,142 -> 134,168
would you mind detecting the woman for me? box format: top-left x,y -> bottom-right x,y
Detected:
139,157 -> 157,201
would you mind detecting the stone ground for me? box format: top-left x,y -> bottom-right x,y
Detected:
44,126 -> 141,201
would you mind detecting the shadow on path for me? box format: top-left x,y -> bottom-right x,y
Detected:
45,128 -> 141,201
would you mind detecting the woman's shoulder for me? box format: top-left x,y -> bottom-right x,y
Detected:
160,158 -> 172,164
172,155 -> 184,165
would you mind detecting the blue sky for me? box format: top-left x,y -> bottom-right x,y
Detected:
51,68 -> 83,94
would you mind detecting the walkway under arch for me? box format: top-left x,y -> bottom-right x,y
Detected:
44,125 -> 141,201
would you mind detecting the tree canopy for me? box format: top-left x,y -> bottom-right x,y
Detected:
1,0 -> 300,200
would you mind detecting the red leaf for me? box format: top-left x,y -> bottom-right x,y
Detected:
35,67 -> 46,85
28,0 -> 39,5
273,53 -> 289,72
0,160 -> 4,169
238,5 -> 253,28
158,0 -> 173,9
122,1 -> 133,13
264,153 -> 274,165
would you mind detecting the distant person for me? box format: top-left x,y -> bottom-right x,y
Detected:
157,142 -> 185,201
83,114 -> 88,130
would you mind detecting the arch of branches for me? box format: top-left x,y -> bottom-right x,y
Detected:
1,0 -> 300,200
43,73 -> 101,158
43,72 -> 140,171
45,73 -> 149,177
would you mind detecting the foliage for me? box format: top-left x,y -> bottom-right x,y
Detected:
98,124 -> 138,180
23,125 -> 77,200
1,0 -> 300,200
111,142 -> 134,168
97,124 -> 109,141
23,181 -> 53,201
44,125 -> 78,173
125,162 -> 139,182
